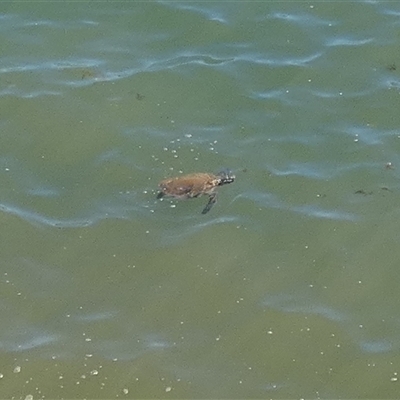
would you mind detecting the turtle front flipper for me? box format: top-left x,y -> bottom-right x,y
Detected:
202,193 -> 217,214
156,191 -> 165,199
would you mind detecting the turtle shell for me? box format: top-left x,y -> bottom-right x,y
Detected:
157,171 -> 235,214
157,173 -> 220,199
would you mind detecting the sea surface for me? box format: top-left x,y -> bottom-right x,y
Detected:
1,1 -> 400,398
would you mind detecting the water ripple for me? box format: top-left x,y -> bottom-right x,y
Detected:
158,215 -> 241,247
269,11 -> 336,27
0,202 -> 94,228
235,51 -> 322,67
73,310 -> 118,322
0,88 -> 60,98
326,36 -> 373,47
159,1 -> 228,24
292,204 -> 359,222
0,58 -> 102,74
150,53 -> 235,70
262,292 -> 347,323
262,293 -> 397,355
0,329 -> 59,352
271,163 -> 329,179
359,339 -> 393,353
241,191 -> 358,222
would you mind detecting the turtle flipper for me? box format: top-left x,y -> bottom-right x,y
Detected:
202,193 -> 217,214
157,191 -> 165,199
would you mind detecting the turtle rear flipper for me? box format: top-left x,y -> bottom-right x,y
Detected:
202,193 -> 217,214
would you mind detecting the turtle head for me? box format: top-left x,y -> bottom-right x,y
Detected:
216,169 -> 235,186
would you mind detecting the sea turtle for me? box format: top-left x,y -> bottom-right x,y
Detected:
157,170 -> 235,214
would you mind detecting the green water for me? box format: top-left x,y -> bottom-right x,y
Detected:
1,1 -> 400,398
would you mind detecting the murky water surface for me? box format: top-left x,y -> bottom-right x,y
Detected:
1,1 -> 400,398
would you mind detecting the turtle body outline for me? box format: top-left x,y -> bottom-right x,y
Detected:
157,170 -> 235,214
